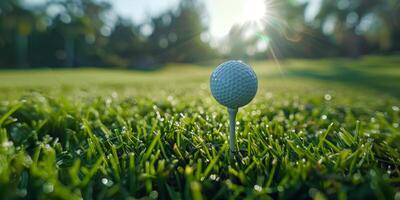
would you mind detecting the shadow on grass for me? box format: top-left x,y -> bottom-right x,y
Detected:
284,62 -> 400,97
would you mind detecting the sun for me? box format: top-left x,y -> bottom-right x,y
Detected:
241,0 -> 267,23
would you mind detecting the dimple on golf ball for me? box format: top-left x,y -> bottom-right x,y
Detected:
210,60 -> 258,108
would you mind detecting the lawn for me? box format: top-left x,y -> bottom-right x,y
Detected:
0,55 -> 399,199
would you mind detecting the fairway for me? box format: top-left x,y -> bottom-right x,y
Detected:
1,55 -> 399,100
0,56 -> 399,199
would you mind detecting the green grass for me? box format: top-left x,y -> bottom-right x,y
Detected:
0,55 -> 399,199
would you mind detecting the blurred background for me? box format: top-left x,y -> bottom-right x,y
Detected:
0,0 -> 399,69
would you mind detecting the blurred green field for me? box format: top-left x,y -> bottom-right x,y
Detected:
1,55 -> 399,100
0,55 -> 399,199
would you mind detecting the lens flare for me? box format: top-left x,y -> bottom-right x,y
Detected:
241,0 -> 267,23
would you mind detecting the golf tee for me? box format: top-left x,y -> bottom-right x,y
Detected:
228,107 -> 238,159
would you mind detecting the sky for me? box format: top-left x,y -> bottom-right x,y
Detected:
111,0 -> 319,38
24,0 -> 319,39
110,0 -> 180,24
205,0 -> 248,38
24,0 -> 239,37
111,0 -> 250,38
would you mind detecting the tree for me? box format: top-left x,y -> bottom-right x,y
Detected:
148,0 -> 216,64
314,0 -> 400,56
105,18 -> 148,67
0,0 -> 36,68
46,0 -> 111,67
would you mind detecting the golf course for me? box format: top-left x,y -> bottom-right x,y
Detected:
1,55 -> 399,199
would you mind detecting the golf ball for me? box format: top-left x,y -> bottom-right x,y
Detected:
210,60 -> 258,108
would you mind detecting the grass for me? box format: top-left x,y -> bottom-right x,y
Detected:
0,55 -> 399,199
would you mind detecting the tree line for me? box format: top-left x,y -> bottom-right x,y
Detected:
0,0 -> 215,68
0,0 -> 399,69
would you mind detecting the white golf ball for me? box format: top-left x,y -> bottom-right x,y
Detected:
210,60 -> 258,108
